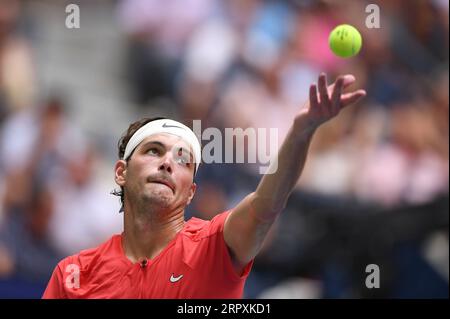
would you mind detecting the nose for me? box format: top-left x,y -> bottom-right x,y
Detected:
158,153 -> 173,174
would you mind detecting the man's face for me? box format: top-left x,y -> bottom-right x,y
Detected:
115,133 -> 197,212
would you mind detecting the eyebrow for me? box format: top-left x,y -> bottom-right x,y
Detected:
141,140 -> 165,150
141,140 -> 194,162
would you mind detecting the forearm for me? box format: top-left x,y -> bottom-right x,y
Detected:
252,116 -> 316,220
224,116 -> 316,266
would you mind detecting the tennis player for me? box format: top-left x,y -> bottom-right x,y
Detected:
42,73 -> 366,298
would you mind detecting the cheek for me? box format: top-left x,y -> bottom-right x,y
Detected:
129,159 -> 152,178
175,174 -> 194,197
125,165 -> 147,188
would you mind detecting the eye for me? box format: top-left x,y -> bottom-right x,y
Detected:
176,157 -> 190,166
147,147 -> 159,156
175,149 -> 192,167
177,155 -> 191,167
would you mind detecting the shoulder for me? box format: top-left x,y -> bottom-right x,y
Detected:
55,234 -> 121,271
44,235 -> 123,299
182,211 -> 231,240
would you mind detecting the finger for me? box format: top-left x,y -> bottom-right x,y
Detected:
328,74 -> 356,92
309,84 -> 318,108
341,90 -> 367,108
331,77 -> 344,114
318,73 -> 330,106
342,74 -> 356,89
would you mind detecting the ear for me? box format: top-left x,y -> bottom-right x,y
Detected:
114,160 -> 127,187
186,182 -> 197,206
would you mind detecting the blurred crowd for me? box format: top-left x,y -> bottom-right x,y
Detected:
0,0 -> 448,298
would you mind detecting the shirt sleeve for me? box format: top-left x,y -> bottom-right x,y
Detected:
205,211 -> 254,281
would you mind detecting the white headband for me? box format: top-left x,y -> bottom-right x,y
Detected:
123,119 -> 201,173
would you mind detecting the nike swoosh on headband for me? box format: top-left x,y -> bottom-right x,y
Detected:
162,122 -> 183,129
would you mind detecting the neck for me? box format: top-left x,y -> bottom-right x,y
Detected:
122,200 -> 185,263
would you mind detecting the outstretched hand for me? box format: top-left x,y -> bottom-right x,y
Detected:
297,73 -> 366,129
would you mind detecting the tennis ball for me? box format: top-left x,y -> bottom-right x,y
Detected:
329,24 -> 362,58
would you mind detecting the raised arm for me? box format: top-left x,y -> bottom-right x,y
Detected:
224,73 -> 366,271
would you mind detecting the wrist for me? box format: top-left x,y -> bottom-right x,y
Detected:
293,115 -> 318,138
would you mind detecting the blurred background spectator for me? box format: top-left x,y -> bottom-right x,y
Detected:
0,0 -> 448,298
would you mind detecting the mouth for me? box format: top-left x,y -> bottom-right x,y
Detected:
149,179 -> 175,193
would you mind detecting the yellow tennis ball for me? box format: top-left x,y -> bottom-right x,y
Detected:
329,24 -> 362,58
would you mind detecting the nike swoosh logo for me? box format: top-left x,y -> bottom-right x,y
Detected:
170,274 -> 184,283
162,123 -> 183,129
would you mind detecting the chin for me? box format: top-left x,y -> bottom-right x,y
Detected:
144,189 -> 174,209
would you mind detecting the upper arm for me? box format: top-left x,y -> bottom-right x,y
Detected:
223,192 -> 277,270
